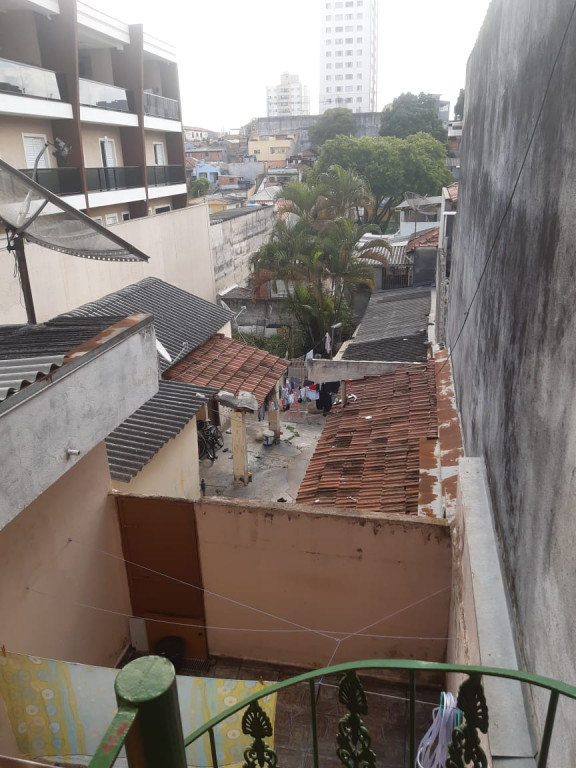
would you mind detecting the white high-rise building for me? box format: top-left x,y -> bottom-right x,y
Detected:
319,0 -> 378,114
267,73 -> 310,117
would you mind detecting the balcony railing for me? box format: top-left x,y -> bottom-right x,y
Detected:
146,164 -> 186,186
19,167 -> 82,196
88,658 -> 576,768
85,166 -> 142,192
143,91 -> 180,120
0,57 -> 62,100
79,78 -> 132,112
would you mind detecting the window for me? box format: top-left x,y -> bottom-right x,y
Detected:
345,74 -> 353,80
155,205 -> 171,214
357,49 -> 363,55
345,13 -> 353,19
326,63 -> 332,68
335,25 -> 343,31
122,212 -> 130,221
346,25 -> 353,30
326,26 -> 332,31
357,73 -> 362,79
326,87 -> 332,92
336,62 -> 343,68
357,85 -> 362,91
22,134 -> 49,169
326,75 -> 332,81
357,36 -> 363,42
357,12 -> 363,18
99,137 -> 117,167
357,24 -> 363,29
335,13 -> 342,19
345,85 -> 353,92
346,50 -> 353,55
335,38 -> 343,44
357,97 -> 363,102
336,50 -> 343,56
91,216 -> 103,224
105,213 -> 119,226
346,37 -> 353,42
325,1 -> 331,5
345,97 -> 353,103
326,51 -> 332,57
346,62 -> 353,68
335,74 -> 343,80
153,142 -> 166,165
336,86 -> 343,92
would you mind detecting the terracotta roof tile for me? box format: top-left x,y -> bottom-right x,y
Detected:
406,227 -> 440,253
296,366 -> 438,515
165,335 -> 288,406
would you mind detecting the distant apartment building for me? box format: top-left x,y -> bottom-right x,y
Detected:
247,135 -> 297,166
0,0 -> 187,225
266,73 -> 310,117
319,0 -> 378,114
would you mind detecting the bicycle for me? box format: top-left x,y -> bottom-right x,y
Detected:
197,420 -> 224,460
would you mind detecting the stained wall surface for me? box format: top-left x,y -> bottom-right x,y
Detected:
195,499 -> 452,669
447,0 -> 576,760
0,443 -> 131,666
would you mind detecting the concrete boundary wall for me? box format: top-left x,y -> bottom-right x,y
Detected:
195,498 -> 451,669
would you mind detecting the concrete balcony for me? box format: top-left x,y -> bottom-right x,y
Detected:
85,165 -> 145,207
146,164 -> 187,198
0,57 -> 72,119
79,78 -> 138,126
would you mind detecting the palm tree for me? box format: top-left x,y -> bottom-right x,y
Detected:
318,218 -> 392,316
315,164 -> 373,221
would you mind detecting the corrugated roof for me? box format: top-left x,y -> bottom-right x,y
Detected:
357,233 -> 410,267
0,316 -> 128,361
62,278 -> 233,371
106,380 -> 218,482
343,332 -> 429,363
343,287 -> 431,362
297,367 -> 438,515
0,355 -> 65,402
165,335 -> 288,406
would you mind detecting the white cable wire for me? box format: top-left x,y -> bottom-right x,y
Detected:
416,691 -> 459,768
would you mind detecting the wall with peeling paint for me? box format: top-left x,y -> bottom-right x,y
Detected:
447,0 -> 576,760
195,498 -> 451,668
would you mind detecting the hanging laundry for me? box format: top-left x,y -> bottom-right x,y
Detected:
305,349 -> 314,361
324,332 -> 331,355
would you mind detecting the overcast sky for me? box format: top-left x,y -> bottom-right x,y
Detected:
95,0 -> 492,132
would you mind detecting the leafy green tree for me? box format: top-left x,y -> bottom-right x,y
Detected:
188,177 -> 209,198
308,108 -> 356,148
454,88 -> 465,120
380,92 -> 447,142
315,133 -> 452,230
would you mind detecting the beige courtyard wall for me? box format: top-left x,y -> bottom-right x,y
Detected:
195,498 -> 452,669
0,203 -> 216,324
0,442 -> 131,666
112,418 -> 201,500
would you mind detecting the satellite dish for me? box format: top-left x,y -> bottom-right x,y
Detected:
403,191 -> 439,216
156,339 -> 172,363
0,159 -> 149,324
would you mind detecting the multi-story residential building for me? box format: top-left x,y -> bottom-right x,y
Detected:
319,0 -> 378,114
266,73 -> 310,117
247,135 -> 297,166
0,0 -> 187,225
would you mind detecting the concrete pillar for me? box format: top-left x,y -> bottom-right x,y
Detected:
231,410 -> 248,485
268,407 -> 281,440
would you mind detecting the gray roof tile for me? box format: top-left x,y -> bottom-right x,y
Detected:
106,380 -> 218,482
62,277 -> 233,371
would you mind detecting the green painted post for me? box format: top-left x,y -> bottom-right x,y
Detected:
115,656 -> 187,768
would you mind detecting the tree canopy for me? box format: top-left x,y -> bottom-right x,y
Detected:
454,89 -> 465,121
308,108 -> 356,148
380,92 -> 447,142
315,133 -> 452,229
188,177 -> 209,198
251,167 -> 390,353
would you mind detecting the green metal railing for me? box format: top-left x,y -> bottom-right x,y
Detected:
89,657 -> 576,768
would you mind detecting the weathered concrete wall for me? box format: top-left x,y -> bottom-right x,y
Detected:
196,498 -> 451,669
447,0 -> 576,760
210,207 -> 276,293
112,418 -> 201,501
0,443 -> 131,666
255,112 -> 382,151
0,317 -> 158,528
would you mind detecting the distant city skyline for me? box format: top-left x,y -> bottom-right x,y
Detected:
94,0 -> 491,132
